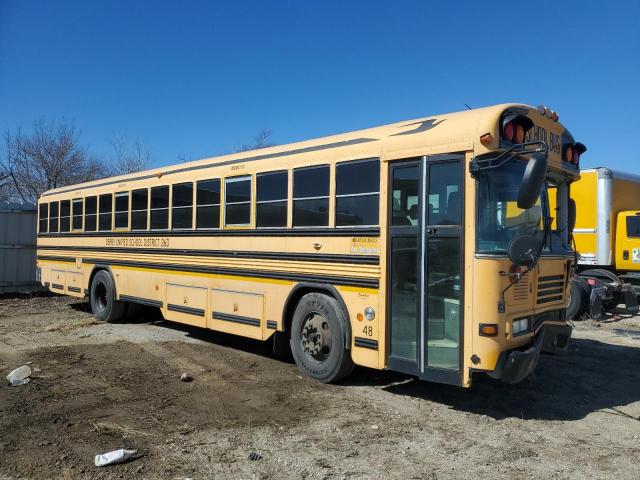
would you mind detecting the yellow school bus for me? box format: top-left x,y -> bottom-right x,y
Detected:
36,103 -> 583,387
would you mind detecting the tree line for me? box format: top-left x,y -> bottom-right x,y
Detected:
0,117 -> 151,204
0,119 -> 274,204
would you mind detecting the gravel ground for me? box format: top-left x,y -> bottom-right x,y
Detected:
1,294 -> 639,479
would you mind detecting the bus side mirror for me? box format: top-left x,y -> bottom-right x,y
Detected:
507,234 -> 541,268
517,153 -> 548,209
568,198 -> 576,235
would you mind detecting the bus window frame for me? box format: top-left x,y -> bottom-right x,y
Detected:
224,175 -> 253,228
292,164 -> 330,228
256,169 -> 288,229
84,195 -> 98,232
195,178 -> 221,230
335,158 -> 380,228
150,185 -> 170,231
131,187 -> 149,231
114,191 -> 130,231
71,198 -> 84,232
171,181 -> 195,231
39,202 -> 49,234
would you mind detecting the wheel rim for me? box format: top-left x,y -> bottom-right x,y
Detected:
300,312 -> 332,362
95,282 -> 108,312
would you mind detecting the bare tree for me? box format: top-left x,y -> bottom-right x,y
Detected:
236,128 -> 275,152
0,118 -> 108,203
109,134 -> 151,175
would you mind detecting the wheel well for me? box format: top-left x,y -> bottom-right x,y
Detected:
282,283 -> 352,349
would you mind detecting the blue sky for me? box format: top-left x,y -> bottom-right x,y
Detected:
1,1 -> 639,171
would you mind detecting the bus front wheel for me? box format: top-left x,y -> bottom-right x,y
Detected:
90,270 -> 125,322
290,292 -> 354,383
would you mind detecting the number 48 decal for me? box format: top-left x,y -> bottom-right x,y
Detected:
362,325 -> 373,336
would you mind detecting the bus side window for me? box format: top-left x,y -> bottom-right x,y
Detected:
39,203 -> 48,234
257,171 -> 287,228
172,182 -> 193,230
60,200 -> 71,233
99,193 -> 113,231
196,179 -> 220,229
225,176 -> 252,226
85,196 -> 97,232
114,192 -> 130,229
150,186 -> 169,230
72,199 -> 83,231
293,165 -> 329,227
335,159 -> 380,227
131,188 -> 148,230
49,201 -> 59,233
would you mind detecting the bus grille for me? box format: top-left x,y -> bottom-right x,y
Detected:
537,274 -> 565,305
512,273 -> 530,302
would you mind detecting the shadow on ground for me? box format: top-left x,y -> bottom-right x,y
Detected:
68,300 -> 640,423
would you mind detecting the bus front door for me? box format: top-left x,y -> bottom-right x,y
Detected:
387,155 -> 463,385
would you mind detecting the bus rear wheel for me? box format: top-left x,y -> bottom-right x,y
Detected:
90,270 -> 125,322
290,292 -> 354,383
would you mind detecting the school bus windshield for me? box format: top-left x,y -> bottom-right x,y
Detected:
476,159 -> 548,254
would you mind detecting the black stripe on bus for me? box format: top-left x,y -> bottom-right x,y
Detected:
119,294 -> 163,309
167,304 -> 205,317
51,283 -> 64,290
212,311 -> 261,327
40,139 -> 379,197
36,256 -> 380,289
67,286 -> 82,293
39,256 -> 75,263
267,320 -> 278,329
37,227 -> 380,238
537,295 -> 563,304
539,275 -> 564,281
354,337 -> 378,350
37,245 -> 379,265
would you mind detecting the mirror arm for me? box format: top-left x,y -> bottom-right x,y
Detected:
470,141 -> 548,178
497,260 -> 537,313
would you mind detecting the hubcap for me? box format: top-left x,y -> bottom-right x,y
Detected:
300,313 -> 332,362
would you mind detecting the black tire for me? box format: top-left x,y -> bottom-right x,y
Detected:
567,277 -> 588,320
290,292 -> 354,383
90,270 -> 125,322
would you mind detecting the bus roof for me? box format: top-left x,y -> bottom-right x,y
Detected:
41,103 -> 574,198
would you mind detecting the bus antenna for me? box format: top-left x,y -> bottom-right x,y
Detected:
464,103 -> 472,110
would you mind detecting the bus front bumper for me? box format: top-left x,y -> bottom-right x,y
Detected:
491,324 -> 573,384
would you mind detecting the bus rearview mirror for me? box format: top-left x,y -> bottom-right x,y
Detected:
507,234 -> 541,268
517,153 -> 548,210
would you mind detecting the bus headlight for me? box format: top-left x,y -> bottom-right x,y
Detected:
364,307 -> 375,321
512,318 -> 529,335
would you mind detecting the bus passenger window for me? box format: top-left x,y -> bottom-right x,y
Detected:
257,171 -> 287,228
60,200 -> 71,233
72,199 -> 83,230
336,159 -> 379,226
85,196 -> 97,232
39,203 -> 48,234
392,166 -> 419,226
114,192 -> 129,229
428,162 -> 461,226
225,176 -> 251,226
99,193 -> 113,231
131,189 -> 148,230
293,165 -> 329,227
172,182 -> 193,229
150,186 -> 169,230
196,179 -> 220,229
49,201 -> 59,232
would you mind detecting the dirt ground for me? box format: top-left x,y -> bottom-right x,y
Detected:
0,295 -> 639,480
